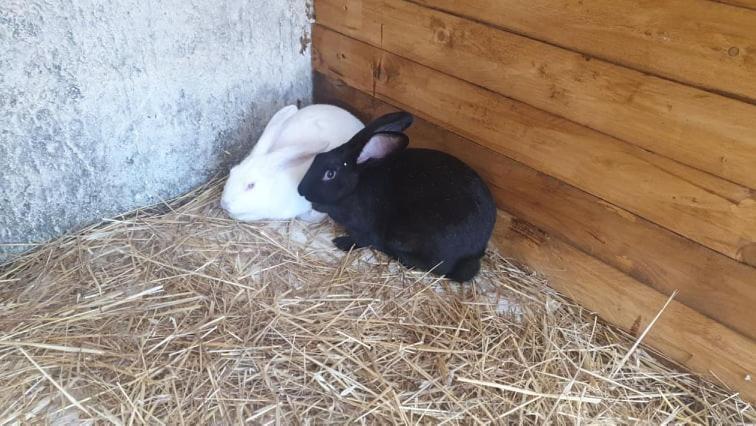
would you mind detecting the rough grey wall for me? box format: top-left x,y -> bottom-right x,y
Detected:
0,0 -> 313,260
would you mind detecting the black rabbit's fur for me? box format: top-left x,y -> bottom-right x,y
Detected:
297,112 -> 496,282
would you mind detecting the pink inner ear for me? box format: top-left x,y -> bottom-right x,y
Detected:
357,134 -> 402,164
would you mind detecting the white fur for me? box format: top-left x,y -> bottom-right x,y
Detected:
220,104 -> 364,222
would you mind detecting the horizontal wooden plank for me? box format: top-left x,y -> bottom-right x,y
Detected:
314,72 -> 756,340
411,0 -> 756,102
312,26 -> 756,264
492,210 -> 756,403
316,0 -> 756,189
316,0 -> 383,46
716,0 -> 756,10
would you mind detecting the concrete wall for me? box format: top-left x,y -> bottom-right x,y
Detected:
0,0 -> 313,261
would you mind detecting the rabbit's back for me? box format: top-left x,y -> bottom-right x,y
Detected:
380,149 -> 496,267
275,104 -> 364,152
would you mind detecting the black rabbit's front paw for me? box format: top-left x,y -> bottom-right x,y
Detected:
333,236 -> 359,252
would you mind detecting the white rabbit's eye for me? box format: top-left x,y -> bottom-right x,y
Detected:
246,183 -> 255,191
323,169 -> 336,181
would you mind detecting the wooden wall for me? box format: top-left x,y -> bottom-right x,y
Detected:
311,0 -> 756,401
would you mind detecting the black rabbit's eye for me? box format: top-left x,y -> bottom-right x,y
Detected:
323,169 -> 336,181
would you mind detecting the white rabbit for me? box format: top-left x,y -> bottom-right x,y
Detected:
220,104 -> 364,222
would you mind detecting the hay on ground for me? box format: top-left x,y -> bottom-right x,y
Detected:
0,178 -> 753,425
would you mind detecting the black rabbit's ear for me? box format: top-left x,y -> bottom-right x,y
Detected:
344,111 -> 412,161
367,112 -> 413,134
356,132 -> 408,164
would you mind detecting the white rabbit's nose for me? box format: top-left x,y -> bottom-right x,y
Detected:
219,198 -> 230,211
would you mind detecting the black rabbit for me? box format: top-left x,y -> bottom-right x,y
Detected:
297,111 -> 496,282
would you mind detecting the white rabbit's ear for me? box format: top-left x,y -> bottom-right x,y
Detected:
270,141 -> 330,170
251,105 -> 299,156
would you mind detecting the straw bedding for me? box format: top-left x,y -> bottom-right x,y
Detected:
1,178 -> 753,425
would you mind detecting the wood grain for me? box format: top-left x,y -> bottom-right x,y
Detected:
411,0 -> 756,101
493,210 -> 756,403
312,27 -> 756,264
315,0 -> 756,189
715,0 -> 756,10
315,72 -> 756,340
